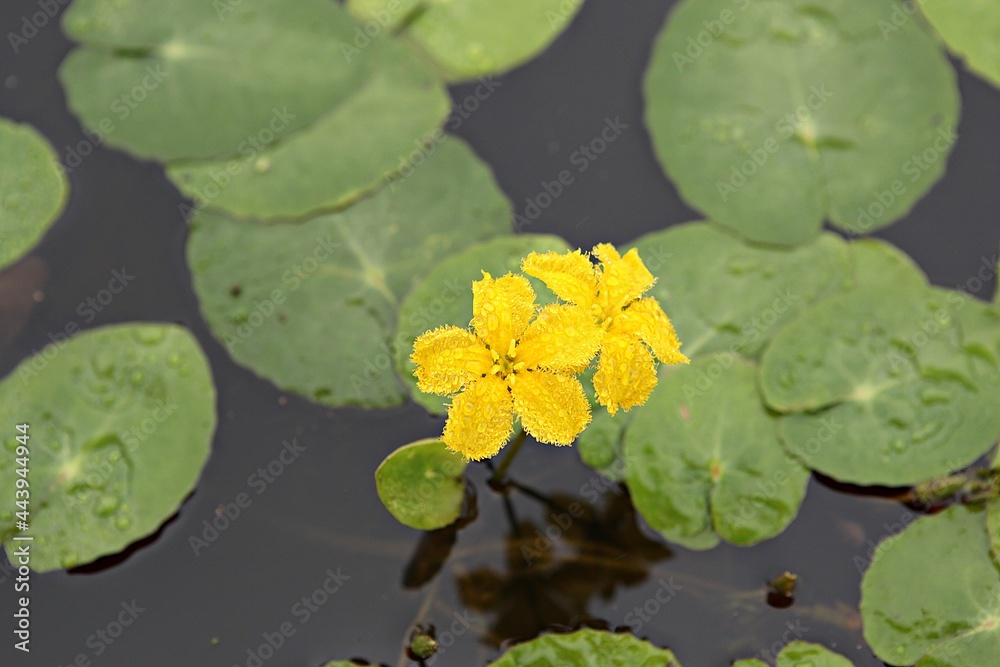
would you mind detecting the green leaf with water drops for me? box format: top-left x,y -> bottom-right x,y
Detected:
644,0 -> 959,245
487,628 -> 683,667
394,234 -> 570,415
0,120 -> 68,271
848,238 -> 927,289
624,355 -> 810,550
919,0 -> 1000,89
347,0 -> 583,82
60,0 -> 376,162
626,222 -> 853,361
166,34 -> 449,219
189,138 -> 511,409
375,439 -> 468,530
861,505 -> 1000,666
0,323 -> 216,571
760,285 -> 1000,486
734,641 -> 856,667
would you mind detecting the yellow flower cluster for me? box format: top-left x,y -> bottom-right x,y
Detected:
411,245 -> 689,460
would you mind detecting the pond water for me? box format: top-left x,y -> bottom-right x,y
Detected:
1,0 -> 999,665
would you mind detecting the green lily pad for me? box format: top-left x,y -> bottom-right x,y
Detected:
61,0 -> 375,162
0,120 -> 68,270
394,233 -> 570,415
990,499 -> 1000,568
487,628 -> 683,667
189,138 -> 511,408
624,355 -> 810,550
347,0 -> 583,82
848,238 -> 927,289
645,0 -> 959,245
734,641 -> 855,667
760,285 -> 1000,486
577,407 -> 630,482
0,323 -> 216,571
861,505 -> 1000,666
920,0 -> 1000,89
375,439 -> 468,530
627,222 -> 853,360
166,34 -> 449,219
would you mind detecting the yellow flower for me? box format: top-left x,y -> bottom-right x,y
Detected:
411,272 -> 602,461
522,244 -> 689,415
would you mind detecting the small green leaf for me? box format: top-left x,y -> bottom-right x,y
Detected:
760,285 -> 1000,486
920,0 -> 1000,88
734,641 -> 856,667
848,238 -> 927,289
487,628 -> 683,667
375,439 -> 468,530
166,35 -> 449,219
61,0 -> 375,161
189,138 -> 511,409
0,120 -> 68,270
645,0 -> 959,245
347,0 -> 583,82
394,234 -> 570,415
624,355 -> 810,550
0,323 -> 216,571
861,505 -> 1000,666
628,222 -> 853,360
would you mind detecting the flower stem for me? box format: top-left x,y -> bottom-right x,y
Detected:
490,429 -> 527,486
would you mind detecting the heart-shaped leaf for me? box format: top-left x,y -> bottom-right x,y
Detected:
487,628 -> 684,666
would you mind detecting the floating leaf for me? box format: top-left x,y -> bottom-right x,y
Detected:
347,0 -> 583,82
166,35 -> 448,219
920,0 -> 1000,88
761,285 -> 1000,486
394,234 -> 570,415
577,407 -> 630,482
0,120 -> 68,271
861,505 -> 1000,666
487,628 -> 683,667
734,641 -> 855,667
624,355 -> 810,550
189,139 -> 511,408
61,0 -> 375,161
848,238 -> 927,289
375,439 -> 468,530
628,223 -> 853,360
0,323 -> 216,571
644,0 -> 959,245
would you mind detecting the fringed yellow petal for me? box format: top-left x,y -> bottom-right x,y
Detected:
521,249 -> 598,307
614,297 -> 690,365
517,304 -> 603,373
593,244 -> 655,315
471,272 -> 537,353
411,326 -> 494,396
442,375 -> 514,461
512,371 -> 591,445
592,332 -> 659,416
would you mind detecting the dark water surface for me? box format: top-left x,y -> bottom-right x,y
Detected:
1,1 -> 999,665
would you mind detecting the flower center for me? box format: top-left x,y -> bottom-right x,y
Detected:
490,338 -> 525,382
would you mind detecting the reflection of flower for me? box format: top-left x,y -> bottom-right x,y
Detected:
411,272 -> 601,460
523,244 -> 689,415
